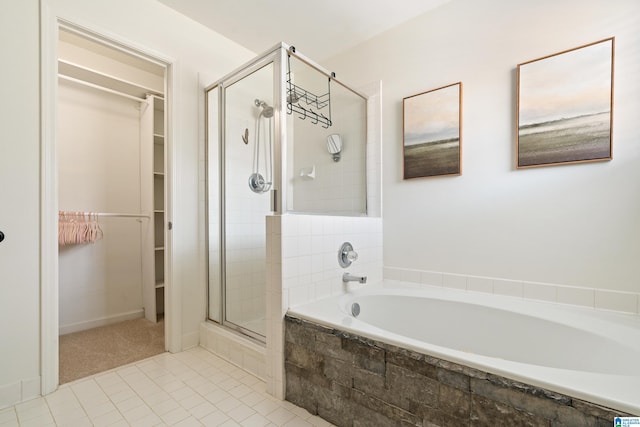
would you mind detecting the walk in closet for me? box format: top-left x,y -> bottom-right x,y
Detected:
57,27 -> 168,383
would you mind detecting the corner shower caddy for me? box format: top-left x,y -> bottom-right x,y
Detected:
286,46 -> 333,128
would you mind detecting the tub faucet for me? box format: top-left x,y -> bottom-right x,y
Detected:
343,272 -> 367,284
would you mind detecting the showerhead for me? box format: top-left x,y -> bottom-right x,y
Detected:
254,99 -> 274,118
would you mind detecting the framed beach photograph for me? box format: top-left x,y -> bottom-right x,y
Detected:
403,82 -> 462,179
517,38 -> 614,168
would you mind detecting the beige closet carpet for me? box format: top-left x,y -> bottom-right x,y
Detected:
59,317 -> 165,384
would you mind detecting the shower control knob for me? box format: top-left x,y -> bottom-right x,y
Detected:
0,231 -> 4,243
339,242 -> 358,268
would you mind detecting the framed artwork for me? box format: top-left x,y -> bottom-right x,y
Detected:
403,82 -> 462,179
517,38 -> 614,168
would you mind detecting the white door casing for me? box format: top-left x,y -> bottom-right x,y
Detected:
39,5 -> 178,395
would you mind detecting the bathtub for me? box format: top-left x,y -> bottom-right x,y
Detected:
287,284 -> 640,416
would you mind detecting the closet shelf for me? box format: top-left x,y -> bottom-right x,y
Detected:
58,59 -> 162,100
154,210 -> 165,214
155,246 -> 165,251
155,281 -> 164,289
154,172 -> 165,177
154,134 -> 164,144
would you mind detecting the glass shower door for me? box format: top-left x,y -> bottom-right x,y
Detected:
208,60 -> 275,341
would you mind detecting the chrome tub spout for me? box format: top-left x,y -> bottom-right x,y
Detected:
343,272 -> 367,284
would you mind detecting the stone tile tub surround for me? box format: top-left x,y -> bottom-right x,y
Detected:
285,284 -> 640,424
284,315 -> 635,426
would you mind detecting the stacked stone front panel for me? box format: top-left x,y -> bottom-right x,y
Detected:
284,315 -> 633,427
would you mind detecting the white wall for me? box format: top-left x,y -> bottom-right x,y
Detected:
0,0 -> 254,409
0,0 -> 41,408
325,0 -> 640,293
57,81 -> 144,334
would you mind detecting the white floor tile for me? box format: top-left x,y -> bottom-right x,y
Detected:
280,401 -> 312,419
173,415 -> 204,427
113,395 -> 145,413
14,399 -> 51,423
228,384 -> 252,399
214,395 -> 242,413
307,415 -> 334,427
242,412 -> 272,427
13,416 -> 55,427
240,390 -> 267,407
252,398 -> 281,416
81,400 -> 116,419
121,403 -> 153,423
160,406 -> 190,425
188,401 -> 217,420
282,416 -> 313,427
49,406 -> 87,425
56,415 -> 92,427
0,408 -> 18,425
150,398 -> 181,417
105,387 -> 137,404
266,407 -> 296,425
226,402 -> 256,422
89,409 -> 124,427
5,347 -> 336,427
200,409 -> 230,426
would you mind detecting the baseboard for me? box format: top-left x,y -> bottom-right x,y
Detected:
0,376 -> 41,410
181,331 -> 199,350
59,309 -> 144,335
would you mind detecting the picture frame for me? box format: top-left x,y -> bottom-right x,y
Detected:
516,38 -> 614,168
403,82 -> 462,179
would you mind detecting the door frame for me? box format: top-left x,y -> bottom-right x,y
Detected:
40,4 -> 179,395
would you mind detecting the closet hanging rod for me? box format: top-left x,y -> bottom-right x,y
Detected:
95,213 -> 150,219
58,74 -> 146,103
59,211 -> 150,219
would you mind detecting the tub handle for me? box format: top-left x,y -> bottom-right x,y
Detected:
339,242 -> 358,268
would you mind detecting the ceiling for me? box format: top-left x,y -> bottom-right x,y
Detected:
157,0 -> 451,60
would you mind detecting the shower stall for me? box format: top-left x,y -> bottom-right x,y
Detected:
206,43 -> 368,343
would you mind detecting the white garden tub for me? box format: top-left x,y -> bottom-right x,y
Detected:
287,285 -> 640,415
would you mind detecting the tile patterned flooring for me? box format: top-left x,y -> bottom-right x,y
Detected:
0,347 -> 333,427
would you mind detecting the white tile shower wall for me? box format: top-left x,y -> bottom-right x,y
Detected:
384,267 -> 640,315
265,215 -> 284,399
291,122 -> 367,214
281,215 -> 383,308
224,109 -> 270,326
265,214 -> 382,399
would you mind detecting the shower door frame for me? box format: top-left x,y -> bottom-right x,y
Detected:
206,44 -> 286,342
